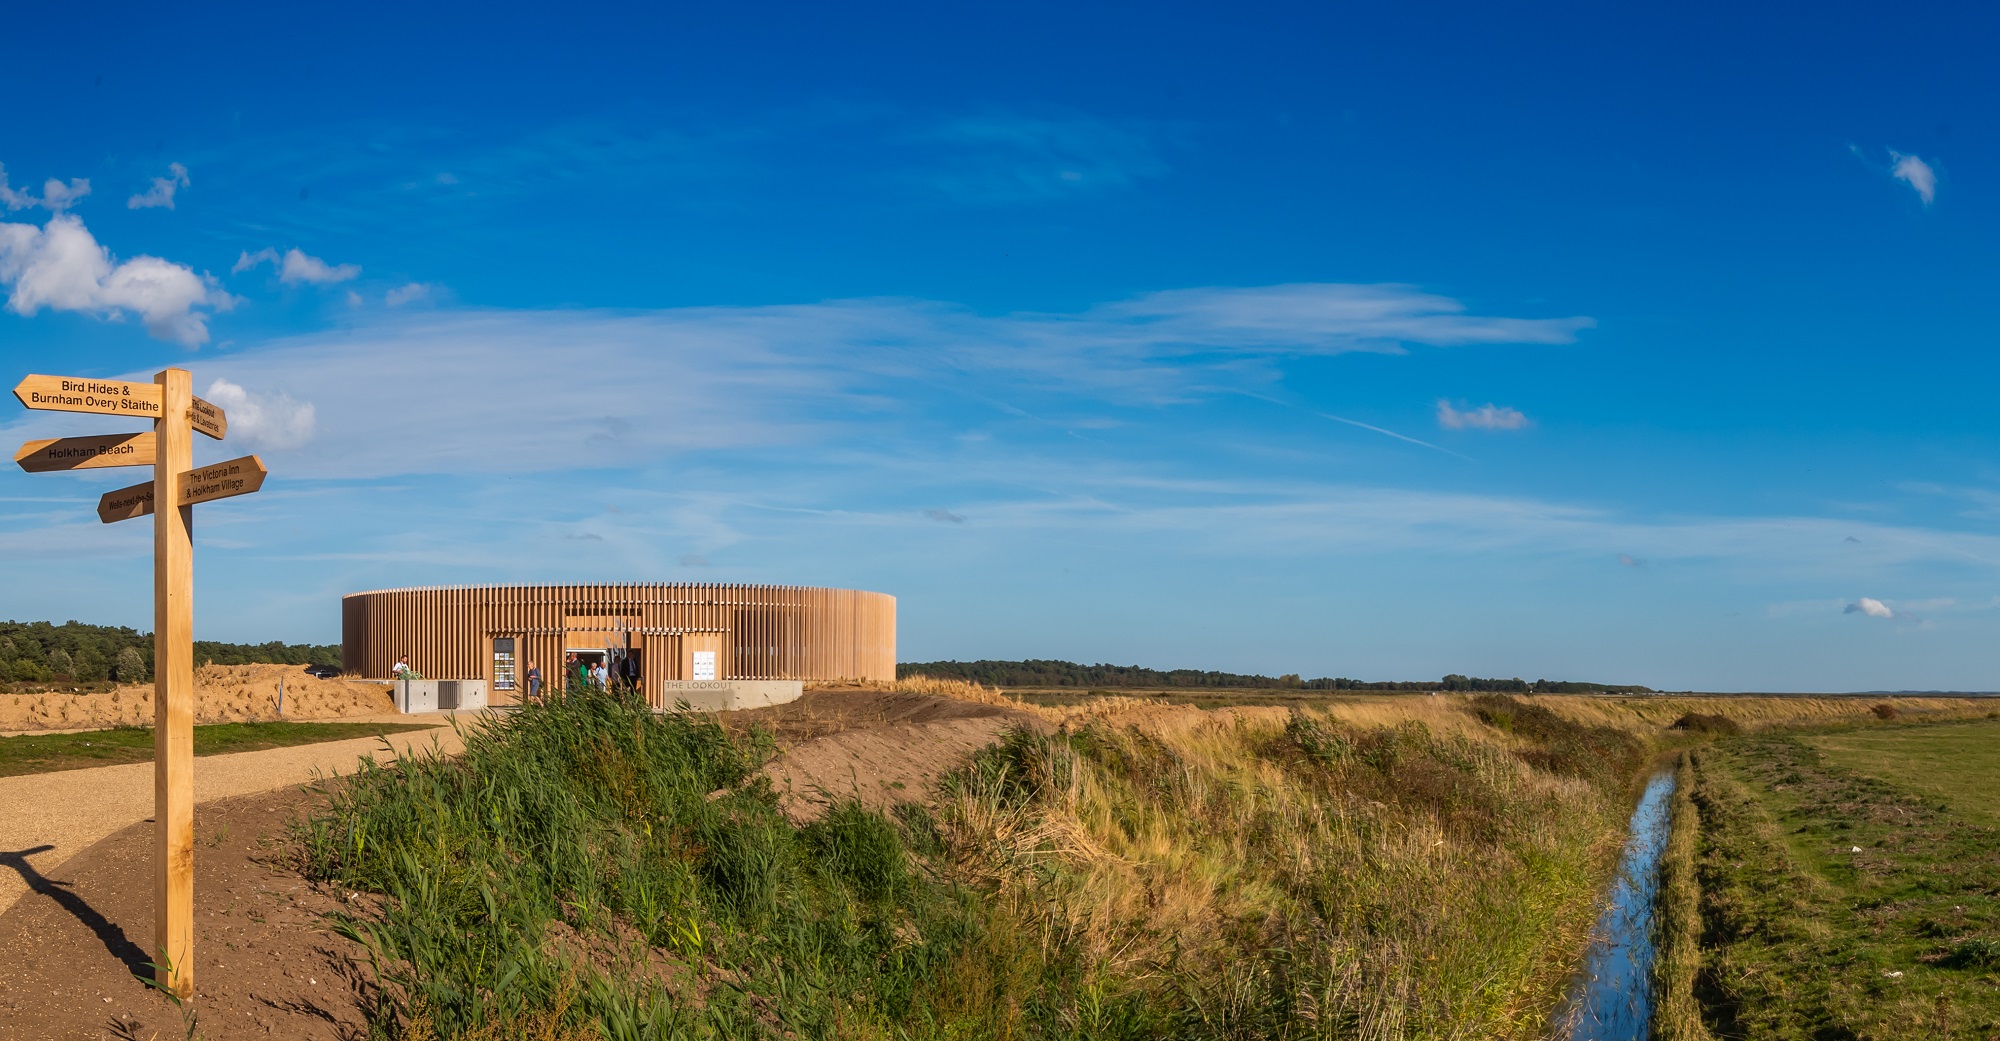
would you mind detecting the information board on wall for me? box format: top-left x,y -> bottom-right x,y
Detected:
692,650 -> 716,680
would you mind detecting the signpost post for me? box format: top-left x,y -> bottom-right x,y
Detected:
10,367 -> 266,999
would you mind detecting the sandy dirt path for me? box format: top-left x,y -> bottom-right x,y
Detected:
0,713 -> 478,918
763,717 -> 1017,818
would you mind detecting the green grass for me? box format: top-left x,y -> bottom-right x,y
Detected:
0,719 -> 441,777
1808,718 -> 2000,825
297,686 -> 1000,1040
1683,733 -> 2000,1037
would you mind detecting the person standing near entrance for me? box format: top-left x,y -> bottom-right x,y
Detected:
525,662 -> 542,704
392,654 -> 411,679
565,652 -> 585,692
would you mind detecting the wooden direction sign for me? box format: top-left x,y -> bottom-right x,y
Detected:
12,366 -> 270,999
13,374 -> 163,418
96,455 -> 268,523
181,455 -> 266,505
15,431 -> 157,472
97,480 -> 155,523
189,396 -> 226,440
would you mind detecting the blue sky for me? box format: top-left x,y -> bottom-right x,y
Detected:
2,1 -> 1996,691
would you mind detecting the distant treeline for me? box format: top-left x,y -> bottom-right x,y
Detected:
898,659 -> 1653,694
0,619 -> 340,683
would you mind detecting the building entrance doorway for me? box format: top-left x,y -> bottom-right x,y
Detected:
563,648 -> 643,690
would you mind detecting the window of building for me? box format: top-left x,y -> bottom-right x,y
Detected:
493,637 -> 517,690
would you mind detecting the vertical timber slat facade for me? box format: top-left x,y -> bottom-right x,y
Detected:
343,583 -> 895,706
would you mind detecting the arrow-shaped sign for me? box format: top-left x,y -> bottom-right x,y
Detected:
16,432 -> 157,473
97,455 -> 269,524
189,396 -> 226,440
181,455 -> 266,505
13,374 -> 163,419
98,481 -> 156,524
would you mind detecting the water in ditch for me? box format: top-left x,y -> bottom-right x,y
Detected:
1561,770 -> 1676,1040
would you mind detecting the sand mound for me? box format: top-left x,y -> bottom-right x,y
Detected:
0,663 -> 394,733
735,687 -> 1042,821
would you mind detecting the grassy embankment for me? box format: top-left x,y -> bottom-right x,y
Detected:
0,719 -> 438,777
296,686 -> 1649,1039
293,684 -> 1998,1040
1653,717 -> 2000,1038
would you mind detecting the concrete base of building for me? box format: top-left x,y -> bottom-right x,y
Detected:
656,680 -> 803,713
395,679 -> 490,713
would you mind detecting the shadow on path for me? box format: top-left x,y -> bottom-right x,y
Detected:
0,844 -> 151,979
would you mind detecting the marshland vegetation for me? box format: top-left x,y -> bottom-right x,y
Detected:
294,681 -> 1999,1039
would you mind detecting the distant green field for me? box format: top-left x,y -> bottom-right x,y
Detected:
0,720 -> 442,777
1809,719 -> 2000,824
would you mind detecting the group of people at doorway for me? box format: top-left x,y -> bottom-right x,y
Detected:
513,652 -> 640,703
390,651 -> 637,705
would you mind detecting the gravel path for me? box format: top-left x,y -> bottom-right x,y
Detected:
0,712 -> 480,918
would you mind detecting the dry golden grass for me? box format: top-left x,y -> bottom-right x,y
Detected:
885,673 -> 1998,743
837,675 -> 1519,732
1536,694 -> 1995,732
932,698 -> 1632,1039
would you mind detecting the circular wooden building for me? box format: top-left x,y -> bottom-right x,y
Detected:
342,583 -> 895,699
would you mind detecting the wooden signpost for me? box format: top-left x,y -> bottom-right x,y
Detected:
10,367 -> 268,999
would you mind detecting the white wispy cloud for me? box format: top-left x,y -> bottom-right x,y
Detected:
1846,596 -> 1894,619
1436,400 -> 1530,430
233,247 -> 361,285
0,164 -> 91,212
127,163 -> 191,210
1316,412 -> 1469,459
1086,284 -> 1589,355
155,285 -> 1586,478
1890,151 -> 1936,205
231,248 -> 275,274
203,378 -> 317,450
0,213 -> 228,346
385,282 -> 433,306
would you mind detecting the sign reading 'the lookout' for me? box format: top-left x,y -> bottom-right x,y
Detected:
13,374 -> 164,417
188,396 -> 227,440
